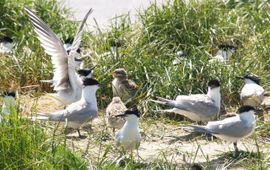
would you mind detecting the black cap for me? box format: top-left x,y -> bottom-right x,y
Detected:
243,75 -> 260,85
82,78 -> 99,86
2,91 -> 16,97
208,79 -> 220,89
1,36 -> 13,43
78,69 -> 92,77
237,105 -> 255,113
64,38 -> 74,44
124,107 -> 140,118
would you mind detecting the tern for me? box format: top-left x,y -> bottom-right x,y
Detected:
0,36 -> 14,54
112,68 -> 138,103
25,7 -> 93,105
30,77 -> 99,138
237,75 -> 264,108
210,44 -> 235,63
152,79 -> 221,122
64,38 -> 83,69
115,107 -> 141,152
106,97 -> 127,132
173,50 -> 186,65
1,90 -> 16,122
183,105 -> 256,156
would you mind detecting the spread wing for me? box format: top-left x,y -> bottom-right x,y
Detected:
175,94 -> 219,118
69,8 -> 93,56
25,8 -> 70,91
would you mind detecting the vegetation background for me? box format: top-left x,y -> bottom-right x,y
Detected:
0,0 -> 270,169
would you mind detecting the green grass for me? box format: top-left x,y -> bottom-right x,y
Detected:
0,106 -> 87,169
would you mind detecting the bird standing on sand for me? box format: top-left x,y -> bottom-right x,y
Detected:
183,105 -> 256,156
1,91 -> 16,121
112,68 -> 138,103
30,78 -> 100,138
237,75 -> 264,108
115,107 -> 141,152
151,79 -> 221,122
25,7 -> 93,105
106,97 -> 127,132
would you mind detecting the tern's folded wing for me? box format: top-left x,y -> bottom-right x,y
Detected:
175,94 -> 219,118
206,116 -> 254,138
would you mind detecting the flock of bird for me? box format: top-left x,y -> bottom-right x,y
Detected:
0,7 -> 266,161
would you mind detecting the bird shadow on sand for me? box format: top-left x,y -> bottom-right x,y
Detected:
199,150 -> 261,169
165,132 -> 215,145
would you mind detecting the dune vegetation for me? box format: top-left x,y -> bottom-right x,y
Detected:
1,0 -> 270,169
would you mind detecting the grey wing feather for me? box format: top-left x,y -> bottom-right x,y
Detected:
25,8 -> 70,91
70,8 -> 93,55
207,118 -> 254,138
175,95 -> 219,118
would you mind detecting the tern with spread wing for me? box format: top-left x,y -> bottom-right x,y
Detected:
183,105 -> 256,156
152,79 -> 221,122
30,78 -> 99,138
25,7 -> 93,105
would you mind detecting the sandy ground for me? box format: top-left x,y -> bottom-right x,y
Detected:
19,95 -> 270,169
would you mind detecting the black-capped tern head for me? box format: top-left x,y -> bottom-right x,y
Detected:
77,65 -> 96,78
115,107 -> 140,118
237,105 -> 256,114
237,74 -> 260,85
2,36 -> 13,43
2,90 -> 16,98
82,77 -> 99,87
0,36 -> 14,53
207,79 -> 220,89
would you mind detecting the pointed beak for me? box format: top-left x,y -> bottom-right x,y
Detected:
236,76 -> 244,79
115,113 -> 126,117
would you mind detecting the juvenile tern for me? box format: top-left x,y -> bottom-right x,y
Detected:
237,75 -> 264,108
25,7 -> 93,105
115,107 -> 141,151
183,105 -> 256,156
30,77 -> 100,137
152,79 -> 221,122
106,97 -> 127,132
112,68 -> 138,103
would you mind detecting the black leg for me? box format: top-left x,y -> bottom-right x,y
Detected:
233,142 -> 239,157
77,129 -> 82,138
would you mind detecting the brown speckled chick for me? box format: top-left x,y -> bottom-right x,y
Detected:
112,68 -> 138,103
106,97 -> 127,132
